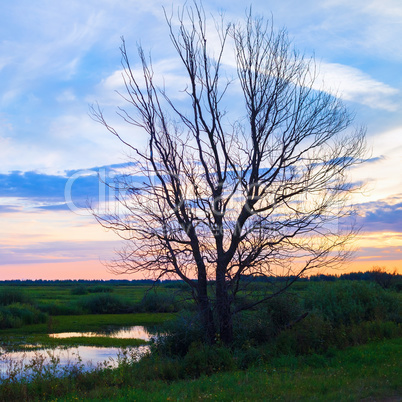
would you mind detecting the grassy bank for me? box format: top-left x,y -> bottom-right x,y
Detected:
1,338 -> 400,401
108,338 -> 401,402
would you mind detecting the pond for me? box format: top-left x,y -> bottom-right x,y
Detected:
49,325 -> 153,340
0,326 -> 156,381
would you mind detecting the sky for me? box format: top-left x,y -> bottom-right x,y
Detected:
0,0 -> 401,280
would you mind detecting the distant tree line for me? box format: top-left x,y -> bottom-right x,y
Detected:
0,268 -> 400,289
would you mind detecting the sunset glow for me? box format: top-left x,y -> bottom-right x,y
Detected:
1,0 -> 401,279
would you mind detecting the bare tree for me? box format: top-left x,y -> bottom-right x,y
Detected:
91,4 -> 365,344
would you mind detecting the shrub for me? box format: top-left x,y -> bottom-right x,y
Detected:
332,320 -> 402,349
0,288 -> 31,305
0,308 -> 23,329
234,346 -> 263,369
0,303 -> 47,329
183,342 -> 235,377
38,302 -> 83,316
275,313 -> 333,355
304,281 -> 399,326
137,291 -> 178,313
78,294 -> 132,314
233,293 -> 304,347
88,285 -> 113,293
265,293 -> 304,332
129,354 -> 183,382
151,312 -> 205,357
70,285 -> 88,295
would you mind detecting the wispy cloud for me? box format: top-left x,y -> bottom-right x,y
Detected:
316,62 -> 399,111
355,245 -> 402,261
0,205 -> 20,213
356,195 -> 402,233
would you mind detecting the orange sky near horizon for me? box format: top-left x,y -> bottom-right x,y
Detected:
0,257 -> 400,281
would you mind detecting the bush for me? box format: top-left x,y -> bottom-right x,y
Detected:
151,312 -> 206,357
233,293 -> 304,347
304,281 -> 399,326
0,308 -> 23,329
332,320 -> 402,349
78,294 -> 132,314
183,342 -> 235,377
71,284 -> 113,295
137,291 -> 178,313
0,303 -> 47,329
88,285 -> 113,294
266,293 -> 304,332
275,313 -> 333,355
234,346 -> 263,369
38,302 -> 83,316
70,285 -> 88,295
0,288 -> 31,305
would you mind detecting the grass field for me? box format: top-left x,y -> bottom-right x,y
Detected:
0,279 -> 400,400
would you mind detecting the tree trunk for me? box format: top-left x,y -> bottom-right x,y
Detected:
197,272 -> 216,344
199,295 -> 216,344
216,269 -> 233,344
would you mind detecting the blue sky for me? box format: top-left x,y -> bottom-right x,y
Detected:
1,0 -> 401,279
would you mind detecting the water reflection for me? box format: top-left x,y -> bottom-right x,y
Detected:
0,325 -> 157,381
0,345 -> 149,380
49,325 -> 153,341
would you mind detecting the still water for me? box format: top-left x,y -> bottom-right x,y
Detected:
0,326 -> 155,380
49,325 -> 153,340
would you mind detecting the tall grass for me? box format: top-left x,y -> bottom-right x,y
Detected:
77,293 -> 132,314
137,291 -> 178,313
304,280 -> 400,325
0,288 -> 31,306
0,303 -> 47,329
0,289 -> 47,329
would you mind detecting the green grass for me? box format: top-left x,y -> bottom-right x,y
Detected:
0,281 -> 400,401
58,338 -> 402,401
3,284 -> 180,305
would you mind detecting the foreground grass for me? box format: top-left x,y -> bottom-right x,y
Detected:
58,338 -> 401,401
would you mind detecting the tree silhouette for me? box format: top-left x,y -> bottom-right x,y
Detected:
91,4 -> 365,344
